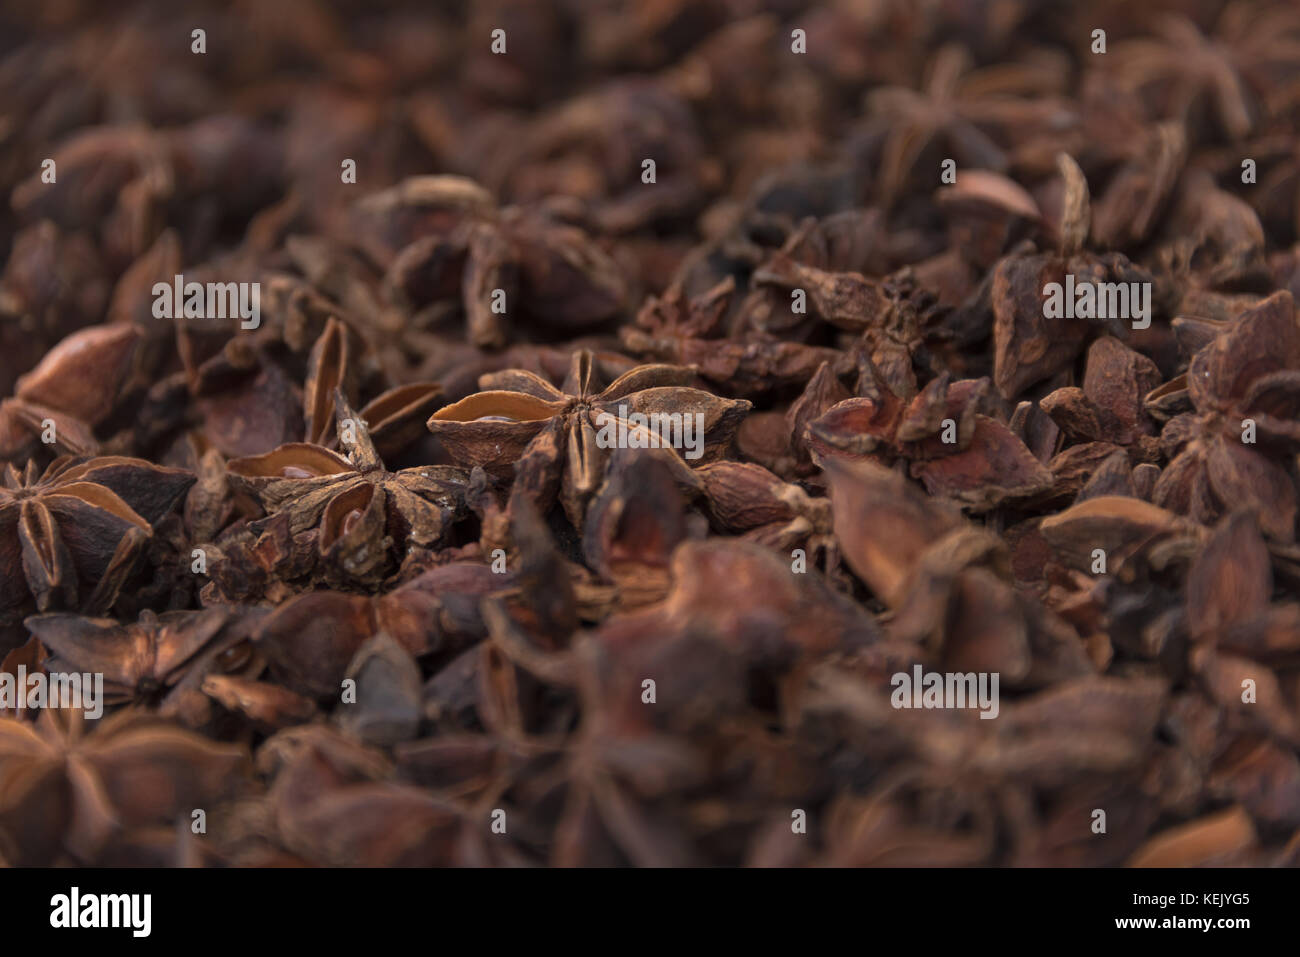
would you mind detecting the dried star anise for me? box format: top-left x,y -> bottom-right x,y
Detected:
583,449 -> 702,610
0,324 -> 143,463
302,317 -> 443,458
696,459 -> 842,579
0,223 -> 111,397
619,276 -> 851,397
249,563 -> 504,699
1150,290 -> 1300,541
856,43 -> 1064,207
751,253 -> 939,401
428,349 -> 749,526
1110,8 -> 1300,143
990,153 -> 1158,399
243,723 -> 497,866
0,708 -> 249,865
9,0 -> 1300,873
806,365 -> 1051,510
25,606 -> 262,725
361,176 -> 630,349
223,392 -> 470,586
0,456 -> 194,647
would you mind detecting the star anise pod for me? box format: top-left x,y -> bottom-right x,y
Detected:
1038,335 -> 1165,483
1088,121 -> 1187,251
363,177 -> 629,349
0,223 -> 111,397
479,527 -> 882,864
25,606 -> 263,725
526,702 -> 706,867
1180,510 -> 1300,750
249,723 -> 528,866
1109,6 -> 1300,143
186,339 -> 304,460
696,460 -> 842,579
0,456 -> 195,645
248,563 -> 504,699
823,456 -> 1092,685
619,276 -> 851,397
806,365 -> 1052,511
428,349 -> 749,526
224,392 -> 470,587
1150,290 -> 1300,541
808,675 -> 1167,866
752,249 -> 943,401
858,43 -> 1020,207
474,79 -> 716,235
583,449 -> 702,611
1147,166 -> 1270,297
10,125 -> 175,271
0,324 -> 143,463
934,169 -> 1045,273
1247,135 -> 1300,246
199,673 -> 319,732
0,707 -> 249,865
302,316 -> 443,458
476,610 -> 716,867
991,153 -> 1158,398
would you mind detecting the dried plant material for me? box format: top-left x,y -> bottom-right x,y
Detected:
821,456 -> 960,606
1127,806 -> 1258,867
1153,292 -> 1300,541
201,674 -> 318,730
1040,496 -> 1194,573
338,634 -> 423,747
0,325 -> 143,461
621,278 -> 851,396
223,393 -> 469,588
27,606 -> 260,724
430,349 -> 747,526
0,456 -> 194,649
0,709 -> 249,865
3,1 -> 1300,874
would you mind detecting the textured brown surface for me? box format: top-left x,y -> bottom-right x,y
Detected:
1,0 -> 1300,867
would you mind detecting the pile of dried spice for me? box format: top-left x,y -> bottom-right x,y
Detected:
3,0 -> 1300,867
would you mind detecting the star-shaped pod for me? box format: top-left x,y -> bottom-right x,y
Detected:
619,277 -> 851,398
225,393 -> 470,585
427,350 -> 750,525
0,456 -> 194,639
25,606 -> 262,725
0,708 -> 248,864
1151,291 -> 1300,541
